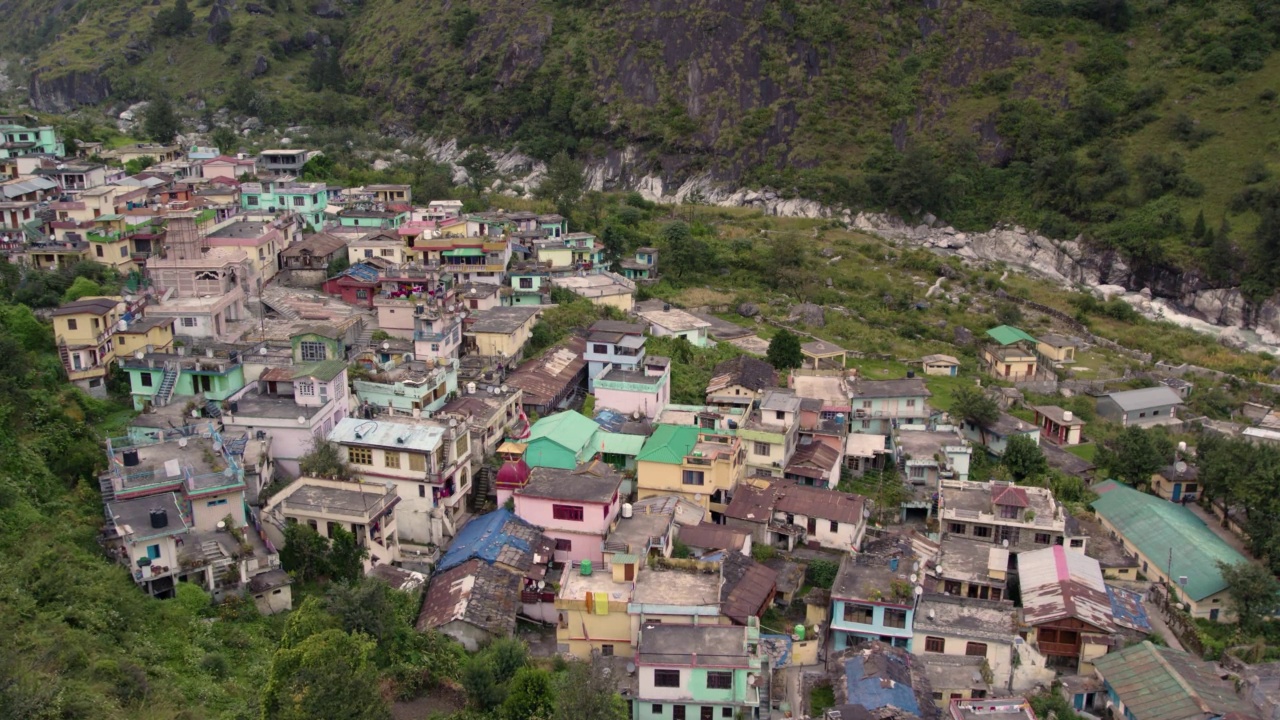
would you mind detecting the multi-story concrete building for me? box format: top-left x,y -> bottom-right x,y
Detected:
262,475 -> 400,569
739,390 -> 801,480
633,622 -> 762,720
584,320 -> 647,390
51,295 -> 126,395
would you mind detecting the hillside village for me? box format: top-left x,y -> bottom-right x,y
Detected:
13,116 -> 1280,720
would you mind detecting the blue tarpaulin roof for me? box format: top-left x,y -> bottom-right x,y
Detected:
1107,584 -> 1153,633
342,263 -> 380,282
594,408 -> 627,433
436,509 -> 541,574
844,652 -> 921,716
761,634 -> 793,668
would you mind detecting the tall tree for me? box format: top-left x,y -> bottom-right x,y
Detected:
950,386 -> 1001,432
1002,434 -> 1048,482
1218,560 -> 1280,634
1097,426 -> 1173,487
766,329 -> 803,370
536,152 -> 584,217
143,94 -> 180,143
500,666 -> 556,720
460,149 -> 497,195
280,523 -> 331,582
659,220 -> 706,281
327,526 -> 368,585
553,657 -> 629,720
261,629 -> 389,720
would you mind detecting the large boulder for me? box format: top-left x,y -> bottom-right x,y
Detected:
737,302 -> 759,318
788,303 -> 825,327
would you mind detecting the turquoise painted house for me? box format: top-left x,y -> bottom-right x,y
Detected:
524,411 -> 601,469
828,536 -> 918,650
0,121 -> 64,158
633,622 -> 762,720
336,209 -> 407,230
507,265 -> 549,306
240,181 -> 330,228
120,351 -> 247,411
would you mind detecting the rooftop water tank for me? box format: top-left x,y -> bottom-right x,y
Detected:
122,448 -> 140,467
1062,410 -> 1073,422
622,503 -> 634,519
580,559 -> 593,576
794,624 -> 805,641
150,508 -> 168,529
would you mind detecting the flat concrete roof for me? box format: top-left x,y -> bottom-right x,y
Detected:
631,566 -> 722,606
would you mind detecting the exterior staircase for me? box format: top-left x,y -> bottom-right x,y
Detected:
57,342 -> 72,374
204,399 -> 223,419
98,473 -> 116,507
259,287 -> 301,320
471,465 -> 495,512
154,363 -> 179,407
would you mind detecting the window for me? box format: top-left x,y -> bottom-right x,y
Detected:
601,644 -> 614,657
519,277 -> 533,289
906,399 -> 916,407
66,318 -> 78,331
1152,410 -> 1160,416
552,504 -> 585,522
246,196 -> 259,206
999,504 -> 1019,519
972,690 -> 988,699
95,244 -> 103,257
991,588 -> 1003,601
830,521 -> 839,533
384,452 -> 400,469
653,670 -> 680,688
555,538 -> 572,551
948,523 -> 966,535
944,580 -> 962,595
181,317 -> 198,328
965,642 -> 988,657
754,442 -> 770,456
775,410 -> 785,421
1034,533 -> 1052,545
883,608 -> 908,629
653,705 -> 664,715
682,470 -> 705,486
296,381 -> 315,396
380,249 -> 394,257
292,197 -> 305,207
141,373 -> 153,387
146,544 -> 161,559
356,289 -> 368,299
924,637 -> 945,653
593,344 -> 608,354
349,447 -> 373,465
364,249 -> 374,258
862,400 -> 872,409
674,707 -> 686,720
299,340 -> 327,361
861,420 -> 871,429
972,526 -> 992,538
418,485 -> 426,498
706,671 -> 732,690
1069,538 -> 1084,548
121,246 -> 128,258
1139,412 -> 1146,418
910,465 -> 927,479
206,499 -> 228,507
409,454 -> 426,471
722,709 -> 733,718
1185,483 -> 1198,494
843,604 -> 874,624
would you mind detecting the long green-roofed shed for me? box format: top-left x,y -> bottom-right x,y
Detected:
985,325 -> 1038,346
1093,641 -> 1259,720
1090,480 -> 1247,601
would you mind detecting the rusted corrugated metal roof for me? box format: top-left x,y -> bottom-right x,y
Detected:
1017,545 -> 1115,632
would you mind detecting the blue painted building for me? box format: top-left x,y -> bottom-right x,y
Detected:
828,535 -> 919,650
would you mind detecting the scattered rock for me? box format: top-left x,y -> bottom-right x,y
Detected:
1139,287 -> 1153,300
1094,284 -> 1127,300
954,327 -> 974,345
250,54 -> 269,78
788,303 -> 825,327
819,247 -> 835,258
245,2 -> 274,15
1218,327 -> 1249,351
312,0 -> 346,18
737,303 -> 759,318
372,158 -> 391,171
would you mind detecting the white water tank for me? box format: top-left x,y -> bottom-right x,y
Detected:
621,503 -> 633,519
1062,410 -> 1073,422
466,381 -> 476,394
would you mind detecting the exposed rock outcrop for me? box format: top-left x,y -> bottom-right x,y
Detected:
28,70 -> 112,113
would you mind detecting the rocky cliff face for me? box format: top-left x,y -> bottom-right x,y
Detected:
28,69 -> 112,113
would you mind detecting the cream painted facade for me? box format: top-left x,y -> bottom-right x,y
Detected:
635,433 -> 744,515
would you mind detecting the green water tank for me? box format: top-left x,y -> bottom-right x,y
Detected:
581,559 -> 593,576
794,624 -> 805,640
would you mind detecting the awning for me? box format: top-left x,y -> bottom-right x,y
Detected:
442,248 -> 484,257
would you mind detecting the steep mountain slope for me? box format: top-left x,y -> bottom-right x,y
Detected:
8,0 -> 1280,298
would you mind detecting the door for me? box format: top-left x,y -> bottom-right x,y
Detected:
673,706 -> 686,720
624,563 -> 635,581
701,708 -> 714,720
1172,483 -> 1182,501
807,517 -> 817,534
1210,609 -> 1220,621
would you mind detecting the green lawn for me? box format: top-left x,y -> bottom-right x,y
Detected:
1065,443 -> 1098,462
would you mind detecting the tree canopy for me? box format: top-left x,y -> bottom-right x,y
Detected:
261,629 -> 390,720
766,329 -> 803,370
1002,434 -> 1048,482
1097,425 -> 1173,487
1218,560 -> 1280,634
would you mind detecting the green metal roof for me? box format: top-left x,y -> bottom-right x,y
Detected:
1090,480 -> 1247,600
599,432 -> 646,457
292,359 -> 348,383
1093,641 -> 1258,720
636,425 -> 700,465
527,411 -> 599,452
985,325 -> 1038,346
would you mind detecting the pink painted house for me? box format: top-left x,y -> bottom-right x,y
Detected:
202,155 -> 257,180
592,355 -> 671,420
222,362 -> 349,482
512,462 -> 623,564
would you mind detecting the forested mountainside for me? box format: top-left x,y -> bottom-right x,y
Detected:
7,0 -> 1280,294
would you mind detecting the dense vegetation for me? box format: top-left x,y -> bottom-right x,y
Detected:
7,0 -> 1280,293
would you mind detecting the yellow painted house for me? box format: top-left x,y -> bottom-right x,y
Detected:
113,316 -> 175,355
555,558 -> 638,658
635,425 -> 744,515
465,306 -> 542,359
52,295 -> 125,394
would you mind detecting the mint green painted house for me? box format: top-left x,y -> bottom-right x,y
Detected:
507,265 -> 549,306
120,351 -> 247,411
352,358 -> 458,416
525,411 -> 601,469
240,181 -> 330,228
633,622 -> 762,720
0,121 -> 64,158
336,209 -> 407,230
291,327 -> 345,363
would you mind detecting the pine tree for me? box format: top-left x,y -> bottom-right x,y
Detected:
143,94 -> 180,142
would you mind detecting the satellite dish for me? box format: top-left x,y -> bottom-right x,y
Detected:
297,415 -> 306,424
259,346 -> 268,355
178,438 -> 188,447
1174,460 -> 1188,473
914,585 -> 924,596
626,662 -> 636,675
909,573 -> 918,583
134,350 -> 145,360
1002,539 -> 1009,548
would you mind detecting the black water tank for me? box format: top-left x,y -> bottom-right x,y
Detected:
906,370 -> 916,378
122,448 -> 140,467
150,508 -> 168,529
228,400 -> 239,414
